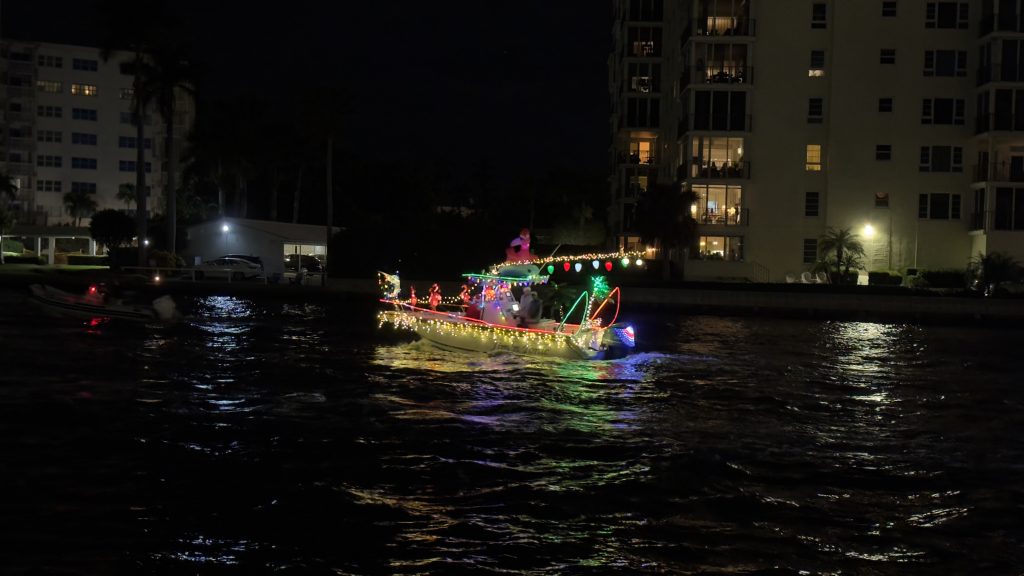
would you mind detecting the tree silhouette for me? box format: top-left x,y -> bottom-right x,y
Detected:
63,190 -> 98,226
635,182 -> 698,279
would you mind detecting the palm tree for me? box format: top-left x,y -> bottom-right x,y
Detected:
635,182 -> 698,280
143,41 -> 195,252
970,251 -> 1021,294
117,183 -> 137,212
818,227 -> 866,283
63,190 -> 98,226
0,171 -> 18,264
99,1 -> 182,264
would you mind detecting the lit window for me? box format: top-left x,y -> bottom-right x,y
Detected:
806,145 -> 823,171
809,50 -> 826,77
36,80 -> 62,93
71,83 -> 98,96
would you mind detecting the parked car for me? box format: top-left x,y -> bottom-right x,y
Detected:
285,254 -> 323,273
220,254 -> 264,270
193,257 -> 263,281
284,254 -> 324,285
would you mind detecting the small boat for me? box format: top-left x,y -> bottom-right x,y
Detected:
29,283 -> 179,323
378,260 -> 636,360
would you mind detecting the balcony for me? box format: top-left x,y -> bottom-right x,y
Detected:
970,211 -> 990,231
972,163 -> 1024,183
979,14 -> 1024,37
975,114 -> 1024,134
685,160 -> 750,180
976,66 -> 1024,87
696,207 -> 749,227
618,152 -> 657,166
680,114 -> 752,133
681,65 -> 753,88
684,17 -> 756,39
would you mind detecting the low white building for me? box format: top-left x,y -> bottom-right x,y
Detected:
185,218 -> 338,278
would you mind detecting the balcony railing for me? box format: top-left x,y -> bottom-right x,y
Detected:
680,114 -> 752,132
976,114 -> 1024,134
976,66 -> 1024,86
970,211 -> 991,231
618,152 -> 657,165
681,65 -> 753,88
972,163 -> 1024,183
684,17 -> 756,39
695,207 -> 749,227
979,14 -> 1024,37
687,160 -> 750,180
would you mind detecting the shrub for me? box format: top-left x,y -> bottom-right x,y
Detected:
66,254 -> 110,266
1,238 -> 24,253
868,271 -> 903,286
148,250 -> 184,268
1,255 -> 43,265
54,253 -> 69,265
914,269 -> 968,289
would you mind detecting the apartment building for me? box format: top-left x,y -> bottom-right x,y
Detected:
610,0 -> 1024,282
1,39 -> 193,227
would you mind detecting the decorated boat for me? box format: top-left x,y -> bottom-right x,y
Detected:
29,283 -> 179,323
377,252 -> 643,360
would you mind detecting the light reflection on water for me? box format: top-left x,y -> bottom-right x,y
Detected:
1,292 -> 1022,574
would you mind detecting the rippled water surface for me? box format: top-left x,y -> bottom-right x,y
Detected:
1,291 -> 1022,574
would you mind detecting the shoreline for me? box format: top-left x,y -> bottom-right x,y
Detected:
2,269 -> 1022,326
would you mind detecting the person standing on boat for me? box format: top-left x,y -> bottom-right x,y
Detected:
506,228 -> 533,262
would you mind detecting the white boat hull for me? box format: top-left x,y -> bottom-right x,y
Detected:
29,284 -> 175,323
379,309 -> 616,360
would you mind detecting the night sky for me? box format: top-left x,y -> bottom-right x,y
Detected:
4,1 -> 613,180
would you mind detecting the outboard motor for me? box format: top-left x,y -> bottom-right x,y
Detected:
152,295 -> 179,322
601,322 -> 636,359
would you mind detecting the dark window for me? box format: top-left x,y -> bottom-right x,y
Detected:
926,50 -> 968,77
72,58 -> 98,71
879,97 -> 894,112
629,0 -> 663,21
71,157 -> 98,170
926,2 -> 968,29
930,193 -> 950,218
876,145 -> 892,160
923,98 -> 965,124
882,1 -> 897,17
920,145 -> 963,172
71,132 -> 97,145
805,192 -> 820,216
919,193 -> 961,219
808,98 -> 824,123
880,49 -> 896,64
810,50 -> 826,69
71,182 -> 97,194
812,3 -> 827,28
71,108 -> 98,121
803,239 -> 818,263
875,191 -> 890,207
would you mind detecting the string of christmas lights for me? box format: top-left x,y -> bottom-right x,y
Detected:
487,250 -> 647,275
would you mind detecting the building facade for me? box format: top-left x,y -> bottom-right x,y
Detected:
1,39 -> 193,227
610,0 -> 1024,282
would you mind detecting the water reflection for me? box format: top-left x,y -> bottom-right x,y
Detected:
5,288 -> 1024,574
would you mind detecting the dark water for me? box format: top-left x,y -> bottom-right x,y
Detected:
1,291 -> 1023,575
